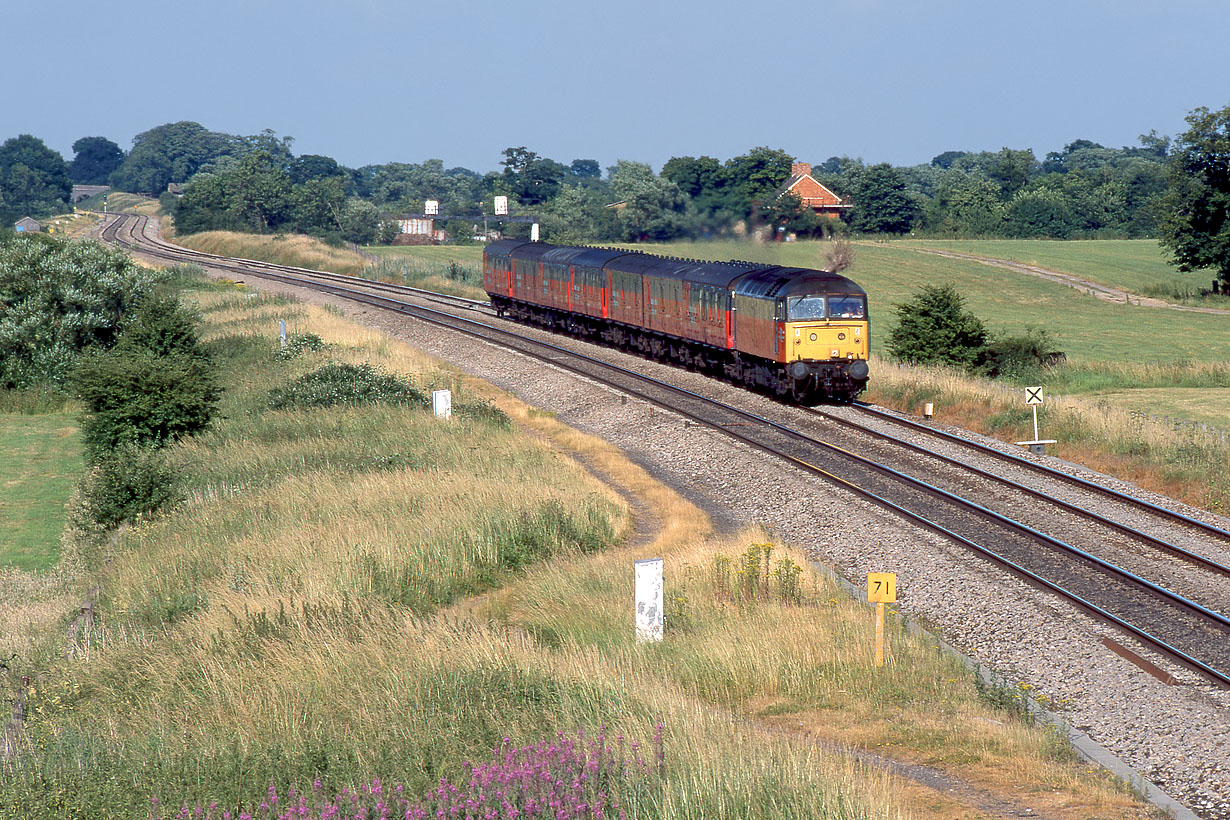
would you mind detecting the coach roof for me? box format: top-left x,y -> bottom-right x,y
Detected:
734,267 -> 865,299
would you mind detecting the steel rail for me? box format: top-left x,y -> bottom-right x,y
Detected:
806,407 -> 1230,577
846,401 -> 1230,543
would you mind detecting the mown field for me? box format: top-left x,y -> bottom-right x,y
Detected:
893,238 -> 1229,302
0,275 -> 1154,820
0,414 -> 82,571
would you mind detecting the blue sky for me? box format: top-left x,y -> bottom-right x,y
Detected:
5,0 -> 1229,173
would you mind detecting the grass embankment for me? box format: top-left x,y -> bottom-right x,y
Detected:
73,191 -> 161,218
2,276 -> 1153,819
175,231 -> 370,276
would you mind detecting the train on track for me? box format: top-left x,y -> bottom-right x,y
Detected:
483,240 -> 870,403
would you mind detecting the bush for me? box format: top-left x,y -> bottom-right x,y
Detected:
266,362 -> 427,410
274,332 -> 326,360
115,290 -> 210,361
73,290 -> 220,458
886,283 -> 989,370
0,236 -> 161,387
77,441 -> 179,530
74,347 -> 222,458
981,327 -> 1064,380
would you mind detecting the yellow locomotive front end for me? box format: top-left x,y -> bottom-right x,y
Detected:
781,291 -> 869,402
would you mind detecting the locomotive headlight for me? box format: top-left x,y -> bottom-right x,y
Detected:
809,333 -> 818,341
837,332 -> 846,340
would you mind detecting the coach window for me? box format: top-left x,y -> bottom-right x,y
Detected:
787,295 -> 827,321
827,295 -> 866,319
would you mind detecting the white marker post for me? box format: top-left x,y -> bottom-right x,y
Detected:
279,320 -> 287,349
431,389 -> 452,420
634,558 -> 664,643
1015,386 -> 1056,455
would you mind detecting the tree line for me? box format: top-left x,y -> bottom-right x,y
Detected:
4,104 -> 1230,286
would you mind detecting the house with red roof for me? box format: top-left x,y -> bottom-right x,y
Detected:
779,163 -> 851,220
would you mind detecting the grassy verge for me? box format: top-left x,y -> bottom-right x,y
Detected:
364,254 -> 486,300
0,274 -> 1156,819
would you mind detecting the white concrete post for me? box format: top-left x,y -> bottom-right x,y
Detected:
635,558 -> 664,643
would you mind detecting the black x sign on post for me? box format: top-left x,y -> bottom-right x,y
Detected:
1025,386 -> 1044,405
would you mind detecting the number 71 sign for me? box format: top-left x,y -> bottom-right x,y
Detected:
867,572 -> 897,603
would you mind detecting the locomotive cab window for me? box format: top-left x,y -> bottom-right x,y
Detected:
827,295 -> 866,319
787,296 -> 827,321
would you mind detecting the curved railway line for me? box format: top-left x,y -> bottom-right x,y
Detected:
102,213 -> 1230,691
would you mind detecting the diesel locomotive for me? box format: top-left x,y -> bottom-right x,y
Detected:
482,240 -> 870,403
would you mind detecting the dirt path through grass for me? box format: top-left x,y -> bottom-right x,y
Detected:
899,245 -> 1230,315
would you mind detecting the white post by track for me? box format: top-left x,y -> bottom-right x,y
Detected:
279,320 -> 287,349
1016,386 -> 1056,455
634,558 -> 664,643
431,389 -> 452,420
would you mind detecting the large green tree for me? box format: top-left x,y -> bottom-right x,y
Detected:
1158,105 -> 1230,286
0,134 -> 71,220
70,136 -> 125,184
848,163 -> 919,234
609,160 -> 687,241
109,121 -> 236,194
0,235 -> 157,387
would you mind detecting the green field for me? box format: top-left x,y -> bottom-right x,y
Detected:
892,238 -> 1217,298
0,413 -> 82,571
364,244 -> 486,265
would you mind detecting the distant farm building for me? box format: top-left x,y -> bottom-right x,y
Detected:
392,216 -> 445,245
779,163 -> 851,219
71,185 -> 109,203
13,217 -> 42,233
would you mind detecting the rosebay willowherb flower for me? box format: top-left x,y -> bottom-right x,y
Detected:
152,726 -> 664,820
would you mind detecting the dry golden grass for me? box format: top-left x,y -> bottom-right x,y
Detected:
175,231 -> 370,276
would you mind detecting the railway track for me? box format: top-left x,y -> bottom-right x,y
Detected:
102,213 -> 489,314
101,213 -> 1230,689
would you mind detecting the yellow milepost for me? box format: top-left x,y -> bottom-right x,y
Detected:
867,572 -> 896,603
867,572 -> 897,667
